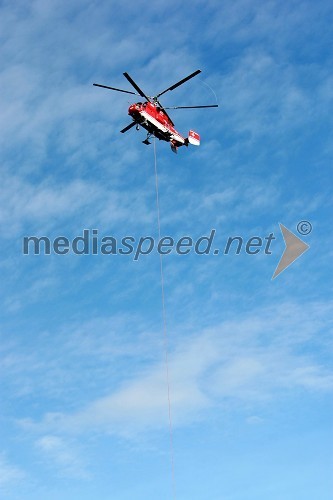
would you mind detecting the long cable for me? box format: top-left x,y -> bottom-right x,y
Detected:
153,138 -> 176,499
197,77 -> 219,105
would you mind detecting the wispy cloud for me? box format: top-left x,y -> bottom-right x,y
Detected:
1,0 -> 332,497
16,300 -> 332,439
35,435 -> 89,479
0,453 -> 25,488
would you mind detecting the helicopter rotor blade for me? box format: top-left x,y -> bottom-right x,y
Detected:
93,83 -> 138,96
156,69 -> 202,98
163,104 -> 219,109
120,122 -> 137,133
123,72 -> 150,101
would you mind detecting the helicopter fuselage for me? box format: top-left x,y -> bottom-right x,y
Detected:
128,102 -> 187,148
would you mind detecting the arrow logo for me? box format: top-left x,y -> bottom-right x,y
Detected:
272,223 -> 310,279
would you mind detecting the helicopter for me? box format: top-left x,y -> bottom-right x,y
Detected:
93,69 -> 218,153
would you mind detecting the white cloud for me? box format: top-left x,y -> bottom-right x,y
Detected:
0,172 -> 100,235
0,166 -> 157,238
0,453 -> 25,488
0,1 -> 331,497
18,300 -> 332,439
35,435 -> 89,479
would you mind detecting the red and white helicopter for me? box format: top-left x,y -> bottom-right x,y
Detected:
93,69 -> 218,153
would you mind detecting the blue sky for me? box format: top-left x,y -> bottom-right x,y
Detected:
1,0 -> 332,499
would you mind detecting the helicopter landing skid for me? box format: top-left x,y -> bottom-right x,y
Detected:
142,133 -> 153,145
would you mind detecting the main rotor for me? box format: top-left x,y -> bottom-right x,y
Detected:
93,69 -> 218,112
